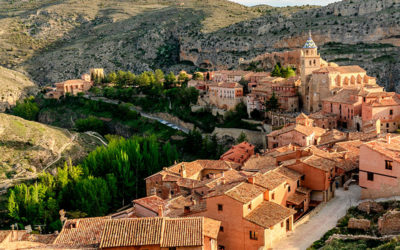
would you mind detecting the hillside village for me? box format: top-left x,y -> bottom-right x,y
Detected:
0,29 -> 399,250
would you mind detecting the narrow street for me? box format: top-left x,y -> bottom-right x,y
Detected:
272,185 -> 361,250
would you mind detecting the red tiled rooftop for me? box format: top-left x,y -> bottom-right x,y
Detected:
133,195 -> 166,213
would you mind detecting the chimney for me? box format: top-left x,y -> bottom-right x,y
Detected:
158,205 -> 164,217
296,149 -> 302,163
184,206 -> 191,214
386,134 -> 391,144
221,178 -> 226,185
248,177 -> 255,184
180,164 -> 187,178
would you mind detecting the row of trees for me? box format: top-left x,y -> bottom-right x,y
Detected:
7,136 -> 179,232
103,69 -> 194,89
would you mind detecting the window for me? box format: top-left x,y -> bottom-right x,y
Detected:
297,180 -> 300,187
367,172 -> 374,181
301,175 -> 305,181
249,231 -> 258,240
218,245 -> 225,250
271,192 -> 275,200
220,226 -> 224,232
248,203 -> 252,210
169,248 -> 177,250
288,185 -> 291,192
390,109 -> 393,115
385,160 -> 393,170
218,204 -> 223,211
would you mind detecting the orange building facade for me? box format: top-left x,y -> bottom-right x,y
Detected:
359,135 -> 400,199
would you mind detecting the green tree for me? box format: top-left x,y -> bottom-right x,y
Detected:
271,63 -> 282,77
106,72 -> 117,83
282,66 -> 296,78
75,116 -> 105,134
237,132 -> 248,143
165,72 -> 177,88
154,69 -> 165,87
178,71 -> 189,85
13,96 -> 39,121
193,72 -> 204,81
265,92 -> 280,112
7,190 -> 19,220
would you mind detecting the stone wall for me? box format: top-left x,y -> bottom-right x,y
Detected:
357,201 -> 384,214
326,234 -> 397,244
212,127 -> 265,147
379,210 -> 400,235
347,218 -> 370,231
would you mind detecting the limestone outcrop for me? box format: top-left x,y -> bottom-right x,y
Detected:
0,66 -> 38,111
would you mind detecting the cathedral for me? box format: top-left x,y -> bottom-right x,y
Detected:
300,32 -> 378,113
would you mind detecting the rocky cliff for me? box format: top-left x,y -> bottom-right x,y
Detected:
0,66 -> 38,111
0,0 -> 399,90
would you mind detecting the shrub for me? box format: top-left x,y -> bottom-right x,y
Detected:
13,96 -> 39,121
75,116 -> 105,134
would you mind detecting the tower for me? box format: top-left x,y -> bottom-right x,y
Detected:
300,31 -> 321,112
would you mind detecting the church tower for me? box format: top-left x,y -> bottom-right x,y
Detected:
300,31 -> 321,112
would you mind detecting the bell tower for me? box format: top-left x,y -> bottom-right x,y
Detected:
300,31 -> 321,81
300,31 -> 321,112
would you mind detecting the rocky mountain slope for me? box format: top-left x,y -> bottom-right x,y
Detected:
0,113 -> 103,186
0,66 -> 38,111
0,0 -> 399,90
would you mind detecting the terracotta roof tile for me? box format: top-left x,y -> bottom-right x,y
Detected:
54,216 -> 110,248
162,218 -> 203,247
302,155 -> 336,172
220,142 -> 255,165
322,88 -> 360,104
225,182 -> 266,203
0,231 -> 11,243
100,218 -> 163,248
313,65 -> 366,74
268,124 -> 326,137
242,155 -> 277,172
287,192 -> 307,205
133,195 -> 167,213
254,171 -> 287,190
245,201 -> 296,228
99,217 -> 219,248
203,218 -> 221,239
363,135 -> 400,163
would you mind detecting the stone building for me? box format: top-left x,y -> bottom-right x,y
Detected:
208,82 -> 244,110
267,114 -> 326,149
246,77 -> 300,117
300,32 -> 378,113
45,73 -> 93,99
362,92 -> 400,133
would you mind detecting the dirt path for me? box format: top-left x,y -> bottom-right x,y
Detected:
272,185 -> 361,250
41,132 -> 77,172
85,131 -> 108,146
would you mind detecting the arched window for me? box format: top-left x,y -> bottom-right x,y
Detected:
309,60 -> 312,66
313,59 -> 316,65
